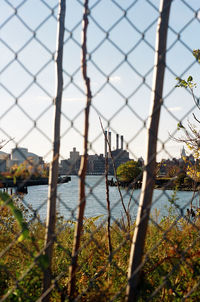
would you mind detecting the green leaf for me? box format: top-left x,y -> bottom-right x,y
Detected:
18,228 -> 29,242
177,122 -> 184,130
187,76 -> 193,82
193,49 -> 200,63
0,191 -> 29,242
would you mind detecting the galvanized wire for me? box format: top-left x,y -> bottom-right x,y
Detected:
1,0 -> 200,301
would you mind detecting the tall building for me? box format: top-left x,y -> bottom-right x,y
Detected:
61,148 -> 80,175
181,146 -> 186,158
70,147 -> 80,163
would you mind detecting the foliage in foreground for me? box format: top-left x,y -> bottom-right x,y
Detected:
1,197 -> 200,301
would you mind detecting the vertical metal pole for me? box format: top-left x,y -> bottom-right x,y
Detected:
105,130 -> 108,156
42,0 -> 66,300
126,1 -> 172,301
109,131 -> 112,152
116,133 -> 119,150
121,135 -> 123,150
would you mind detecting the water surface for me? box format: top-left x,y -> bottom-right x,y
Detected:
22,175 -> 200,223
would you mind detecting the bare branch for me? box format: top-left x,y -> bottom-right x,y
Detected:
0,137 -> 14,150
68,1 -> 92,299
42,0 -> 66,300
99,117 -> 130,230
189,86 -> 200,111
193,113 -> 200,124
105,145 -> 112,258
126,1 -> 172,300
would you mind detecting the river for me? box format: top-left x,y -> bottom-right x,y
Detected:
22,175 -> 200,223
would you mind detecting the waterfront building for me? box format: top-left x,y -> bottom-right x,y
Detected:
0,147 -> 44,172
87,154 -> 105,174
0,159 -> 6,172
11,147 -> 29,162
70,147 -> 80,163
0,151 -> 10,160
61,132 -> 130,175
61,148 -> 81,175
109,149 -> 129,174
11,147 -> 43,165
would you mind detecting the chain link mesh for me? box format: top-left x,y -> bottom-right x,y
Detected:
1,0 -> 200,301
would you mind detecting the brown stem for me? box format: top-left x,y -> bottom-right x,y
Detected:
42,0 -> 66,300
99,118 -> 130,231
68,1 -> 91,300
105,140 -> 112,259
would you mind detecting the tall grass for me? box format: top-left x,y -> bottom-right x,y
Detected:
1,196 -> 200,301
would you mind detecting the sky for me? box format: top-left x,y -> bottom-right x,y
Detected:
1,0 -> 200,163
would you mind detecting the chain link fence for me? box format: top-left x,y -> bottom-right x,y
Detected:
1,0 -> 200,301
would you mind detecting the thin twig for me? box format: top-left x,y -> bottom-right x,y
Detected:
99,118 -> 130,230
192,113 -> 200,124
0,137 -> 14,150
105,134 -> 112,259
68,1 -> 91,300
189,86 -> 200,111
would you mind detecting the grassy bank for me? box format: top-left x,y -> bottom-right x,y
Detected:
1,197 -> 200,301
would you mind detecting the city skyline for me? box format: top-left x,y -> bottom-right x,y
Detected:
0,140 -> 189,163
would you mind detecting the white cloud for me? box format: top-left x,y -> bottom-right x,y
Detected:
168,106 -> 182,112
109,76 -> 121,83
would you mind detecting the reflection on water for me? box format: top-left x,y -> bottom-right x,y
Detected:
21,175 -> 200,223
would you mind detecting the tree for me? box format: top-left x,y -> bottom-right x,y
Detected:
166,165 -> 180,178
175,50 -> 200,157
116,160 -> 142,183
10,161 -> 48,180
174,49 -> 200,188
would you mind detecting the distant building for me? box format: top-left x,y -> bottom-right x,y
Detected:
11,147 -> 43,165
0,147 -> 44,172
181,146 -> 186,158
61,148 -> 81,174
61,132 -> 130,175
11,147 -> 28,162
6,159 -> 21,170
70,147 -> 80,164
60,132 -> 132,175
109,149 -> 129,174
0,159 -> 6,172
0,151 -> 10,160
87,154 -> 105,174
